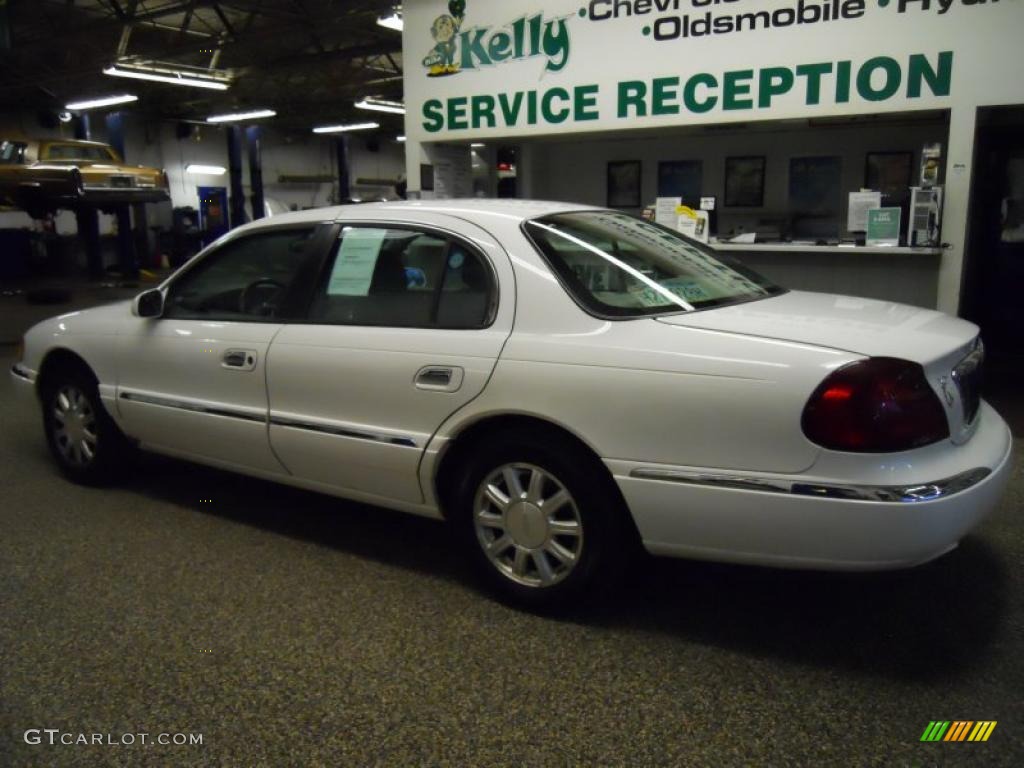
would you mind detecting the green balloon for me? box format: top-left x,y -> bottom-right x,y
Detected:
449,0 -> 465,18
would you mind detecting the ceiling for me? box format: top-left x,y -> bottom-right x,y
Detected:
0,0 -> 404,135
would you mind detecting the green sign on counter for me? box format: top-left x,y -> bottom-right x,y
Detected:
866,207 -> 902,247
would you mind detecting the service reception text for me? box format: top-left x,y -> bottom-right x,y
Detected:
421,51 -> 952,133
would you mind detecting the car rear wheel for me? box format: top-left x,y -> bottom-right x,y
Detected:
41,367 -> 129,485
452,432 -> 627,610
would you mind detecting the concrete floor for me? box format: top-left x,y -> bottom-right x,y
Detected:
1,288 -> 1023,766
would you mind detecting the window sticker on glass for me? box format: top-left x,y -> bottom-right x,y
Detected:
661,277 -> 710,302
328,228 -> 387,296
626,285 -> 675,308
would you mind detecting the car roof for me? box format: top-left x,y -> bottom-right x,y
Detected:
352,199 -> 602,221
248,199 -> 603,228
38,138 -> 114,149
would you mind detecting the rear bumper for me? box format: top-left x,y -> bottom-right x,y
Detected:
81,187 -> 170,206
611,402 -> 1013,570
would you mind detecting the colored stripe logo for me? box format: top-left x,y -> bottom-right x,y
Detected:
920,721 -> 997,742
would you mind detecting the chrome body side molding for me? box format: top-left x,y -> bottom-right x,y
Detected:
118,391 -> 417,448
629,466 -> 992,503
270,416 -> 417,448
119,391 -> 266,423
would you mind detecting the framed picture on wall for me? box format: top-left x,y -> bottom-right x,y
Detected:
607,161 -> 642,208
865,151 -> 913,204
724,156 -> 765,207
657,160 -> 702,205
789,155 -> 843,239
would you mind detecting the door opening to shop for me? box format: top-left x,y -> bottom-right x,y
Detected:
496,147 -> 518,198
197,186 -> 229,247
962,106 -> 1024,433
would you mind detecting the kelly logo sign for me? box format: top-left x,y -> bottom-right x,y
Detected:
421,0 -> 571,78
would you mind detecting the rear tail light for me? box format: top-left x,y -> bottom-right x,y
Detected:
802,357 -> 949,452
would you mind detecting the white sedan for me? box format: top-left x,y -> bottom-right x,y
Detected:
11,200 -> 1012,608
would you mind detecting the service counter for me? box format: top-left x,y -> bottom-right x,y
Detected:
710,242 -> 943,308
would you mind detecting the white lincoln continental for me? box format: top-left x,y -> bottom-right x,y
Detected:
11,200 -> 1013,608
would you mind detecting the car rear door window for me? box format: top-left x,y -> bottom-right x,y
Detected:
43,144 -> 115,162
164,227 -> 320,321
308,226 -> 495,329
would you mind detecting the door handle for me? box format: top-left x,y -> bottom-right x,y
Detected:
415,366 -> 464,392
418,367 -> 451,386
222,349 -> 257,371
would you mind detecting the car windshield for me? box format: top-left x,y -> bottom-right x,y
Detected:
525,211 -> 783,317
43,144 -> 115,162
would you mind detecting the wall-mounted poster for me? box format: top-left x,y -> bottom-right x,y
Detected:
865,151 -> 913,203
607,161 -> 641,208
724,156 -> 765,207
657,160 -> 702,205
789,155 -> 842,238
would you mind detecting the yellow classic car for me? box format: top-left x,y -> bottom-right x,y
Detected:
0,138 -> 169,218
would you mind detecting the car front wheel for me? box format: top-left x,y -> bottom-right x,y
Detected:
453,433 -> 627,610
41,368 -> 128,485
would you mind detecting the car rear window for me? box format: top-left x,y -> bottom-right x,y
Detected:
524,211 -> 783,317
43,144 -> 115,162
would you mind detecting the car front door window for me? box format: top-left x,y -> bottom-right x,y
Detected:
165,227 -> 319,321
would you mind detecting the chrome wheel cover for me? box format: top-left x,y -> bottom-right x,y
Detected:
473,462 -> 584,588
51,385 -> 99,467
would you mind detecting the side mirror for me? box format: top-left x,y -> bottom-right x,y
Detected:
133,289 -> 164,318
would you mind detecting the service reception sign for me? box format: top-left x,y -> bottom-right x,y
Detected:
403,0 -> 1023,141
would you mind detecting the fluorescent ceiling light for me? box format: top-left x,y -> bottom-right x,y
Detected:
396,135 -> 407,142
185,164 -> 227,175
312,122 -> 379,134
103,65 -> 230,91
377,13 -> 403,32
65,94 -> 138,111
355,98 -> 405,115
206,108 -> 276,123
471,143 -> 485,148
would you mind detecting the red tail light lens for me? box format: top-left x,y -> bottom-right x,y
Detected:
802,357 -> 949,452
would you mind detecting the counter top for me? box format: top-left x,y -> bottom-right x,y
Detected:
709,242 -> 942,255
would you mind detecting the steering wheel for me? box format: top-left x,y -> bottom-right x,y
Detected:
239,278 -> 285,316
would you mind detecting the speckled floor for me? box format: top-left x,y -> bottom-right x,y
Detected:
1,313 -> 1023,765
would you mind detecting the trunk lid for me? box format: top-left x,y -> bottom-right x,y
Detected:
657,290 -> 983,444
657,290 -> 977,363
